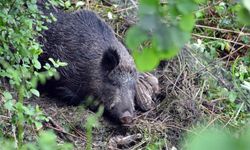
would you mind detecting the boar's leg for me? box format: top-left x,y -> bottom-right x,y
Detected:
55,86 -> 82,105
135,72 -> 160,111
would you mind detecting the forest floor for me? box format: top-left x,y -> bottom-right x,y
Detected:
27,45 -> 203,149
1,0 -> 250,149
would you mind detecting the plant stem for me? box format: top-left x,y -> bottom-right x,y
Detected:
17,85 -> 24,148
86,126 -> 92,150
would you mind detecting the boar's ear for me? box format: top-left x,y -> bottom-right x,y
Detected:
101,48 -> 120,73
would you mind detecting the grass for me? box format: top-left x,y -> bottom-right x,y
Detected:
0,0 -> 249,149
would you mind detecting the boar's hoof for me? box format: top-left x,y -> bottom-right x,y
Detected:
142,72 -> 160,95
135,72 -> 159,111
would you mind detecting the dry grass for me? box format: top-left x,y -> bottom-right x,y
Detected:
0,0 -> 249,149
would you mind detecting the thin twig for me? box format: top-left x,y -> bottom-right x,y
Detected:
0,115 -> 11,119
85,0 -> 90,9
223,102 -> 245,128
197,1 -> 222,12
183,44 -> 246,81
45,124 -> 86,141
129,0 -> 138,9
172,65 -> 186,91
192,33 -> 250,48
165,74 -> 192,98
226,26 -> 246,66
195,24 -> 250,36
114,6 -> 136,13
233,102 -> 245,121
201,115 -> 221,132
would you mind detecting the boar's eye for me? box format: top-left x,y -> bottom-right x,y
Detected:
110,80 -> 118,86
129,69 -> 133,75
129,68 -> 137,77
110,102 -> 115,109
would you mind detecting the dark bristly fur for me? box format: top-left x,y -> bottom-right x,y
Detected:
39,5 -> 138,123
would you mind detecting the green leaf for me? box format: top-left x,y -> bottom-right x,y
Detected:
43,63 -> 51,70
228,92 -> 237,103
238,7 -> 250,25
4,100 -> 15,111
30,89 -> 40,97
185,127 -> 236,150
193,0 -> 207,4
38,131 -> 57,149
15,102 -> 25,113
57,61 -> 68,67
139,0 -> 158,18
64,1 -> 71,8
33,59 -> 41,69
50,13 -> 57,22
133,48 -> 159,72
48,58 -> 59,67
176,0 -> 197,14
85,114 -> 99,129
140,0 -> 158,6
195,10 -> 204,18
159,46 -> 180,59
243,0 -> 250,12
179,14 -> 195,32
139,14 -> 160,31
34,121 -> 43,130
125,26 -> 148,51
166,26 -> 191,50
3,91 -> 13,100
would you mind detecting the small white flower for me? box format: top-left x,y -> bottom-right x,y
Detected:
76,1 -> 85,8
197,39 -> 202,45
192,39 -> 205,52
107,12 -> 113,20
113,4 -> 118,8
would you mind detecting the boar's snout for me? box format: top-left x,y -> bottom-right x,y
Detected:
119,111 -> 133,124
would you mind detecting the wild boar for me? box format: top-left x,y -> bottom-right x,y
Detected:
39,8 -> 138,124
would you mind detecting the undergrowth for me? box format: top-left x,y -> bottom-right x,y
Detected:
0,0 -> 250,150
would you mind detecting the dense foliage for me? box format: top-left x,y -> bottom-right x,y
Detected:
126,0 -> 205,71
126,0 -> 250,71
0,0 -> 249,149
0,0 -> 69,148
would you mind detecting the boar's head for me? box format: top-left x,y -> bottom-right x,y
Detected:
100,48 -> 137,124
